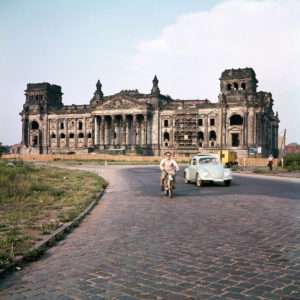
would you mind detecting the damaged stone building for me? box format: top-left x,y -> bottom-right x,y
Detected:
20,67 -> 279,158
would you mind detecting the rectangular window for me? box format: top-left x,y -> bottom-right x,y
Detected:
198,119 -> 203,126
210,118 -> 215,126
164,120 -> 169,127
60,122 -> 64,130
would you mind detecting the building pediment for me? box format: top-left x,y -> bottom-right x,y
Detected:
99,96 -> 147,110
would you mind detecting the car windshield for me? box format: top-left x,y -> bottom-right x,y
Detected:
198,157 -> 218,164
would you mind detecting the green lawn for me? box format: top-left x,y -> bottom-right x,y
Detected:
0,160 -> 106,269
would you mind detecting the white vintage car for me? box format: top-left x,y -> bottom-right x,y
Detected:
184,155 -> 233,187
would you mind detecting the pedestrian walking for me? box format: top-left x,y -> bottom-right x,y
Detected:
268,154 -> 274,171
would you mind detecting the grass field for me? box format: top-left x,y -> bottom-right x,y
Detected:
0,160 -> 106,269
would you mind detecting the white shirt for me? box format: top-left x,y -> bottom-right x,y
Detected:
160,158 -> 180,173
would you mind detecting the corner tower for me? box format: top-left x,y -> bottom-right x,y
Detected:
220,68 -> 257,103
21,83 -> 63,154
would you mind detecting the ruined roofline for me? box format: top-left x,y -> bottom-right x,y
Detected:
220,67 -> 258,82
25,82 -> 62,91
172,99 -> 212,104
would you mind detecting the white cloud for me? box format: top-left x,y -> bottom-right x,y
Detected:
129,0 -> 300,142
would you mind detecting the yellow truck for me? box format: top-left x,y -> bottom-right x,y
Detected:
206,150 -> 238,167
219,150 -> 238,167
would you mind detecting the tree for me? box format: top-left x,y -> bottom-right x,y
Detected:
0,142 -> 7,157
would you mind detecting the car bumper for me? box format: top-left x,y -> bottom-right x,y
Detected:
202,176 -> 232,182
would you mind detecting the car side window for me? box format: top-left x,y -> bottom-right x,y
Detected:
192,159 -> 197,166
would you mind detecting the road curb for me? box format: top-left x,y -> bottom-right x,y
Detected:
0,189 -> 106,280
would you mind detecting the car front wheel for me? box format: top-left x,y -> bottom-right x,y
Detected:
196,173 -> 203,187
184,172 -> 189,184
224,180 -> 231,186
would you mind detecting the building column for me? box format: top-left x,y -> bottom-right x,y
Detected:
56,119 -> 60,148
140,116 -> 145,146
21,117 -> 25,145
66,119 -> 69,148
138,117 -> 142,145
131,115 -> 136,150
243,112 -> 248,146
99,116 -> 104,149
117,117 -> 122,145
204,115 -> 209,147
104,117 -> 109,146
111,115 -> 115,146
127,116 -> 131,146
247,109 -> 255,146
144,114 -> 148,146
84,117 -> 88,147
94,116 -> 98,146
122,115 -> 127,146
75,119 -> 78,148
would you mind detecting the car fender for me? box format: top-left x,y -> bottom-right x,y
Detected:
197,167 -> 208,179
184,167 -> 190,180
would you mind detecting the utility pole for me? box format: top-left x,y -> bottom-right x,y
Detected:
279,128 -> 286,168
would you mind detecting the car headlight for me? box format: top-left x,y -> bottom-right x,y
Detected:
202,170 -> 209,177
224,169 -> 232,176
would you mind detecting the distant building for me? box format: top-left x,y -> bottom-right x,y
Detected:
285,143 -> 300,154
10,144 -> 22,154
20,67 -> 279,157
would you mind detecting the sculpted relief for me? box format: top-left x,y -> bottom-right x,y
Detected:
100,97 -> 146,110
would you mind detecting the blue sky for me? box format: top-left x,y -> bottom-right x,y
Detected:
0,0 -> 299,145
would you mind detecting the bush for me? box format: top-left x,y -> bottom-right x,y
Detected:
0,142 -> 7,157
135,145 -> 143,155
284,153 -> 300,171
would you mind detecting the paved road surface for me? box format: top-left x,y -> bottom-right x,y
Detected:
1,165 -> 300,300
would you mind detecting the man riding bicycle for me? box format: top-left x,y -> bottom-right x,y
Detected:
160,152 -> 179,191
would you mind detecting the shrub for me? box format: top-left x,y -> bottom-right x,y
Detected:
284,153 -> 300,171
135,145 -> 143,155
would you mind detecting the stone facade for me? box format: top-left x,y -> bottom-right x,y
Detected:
20,68 -> 279,157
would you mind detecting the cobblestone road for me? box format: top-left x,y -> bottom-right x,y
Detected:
1,165 -> 300,300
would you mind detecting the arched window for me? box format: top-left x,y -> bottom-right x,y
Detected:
163,132 -> 170,141
241,82 -> 246,90
31,121 -> 39,130
87,132 -> 92,139
230,114 -> 243,126
32,136 -> 38,146
60,133 -> 66,139
69,133 -> 74,139
78,132 -> 84,138
51,133 -> 56,139
197,131 -> 204,147
233,82 -> 239,90
227,83 -> 232,91
163,132 -> 170,147
209,130 -> 217,141
78,121 -> 83,130
197,131 -> 204,141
